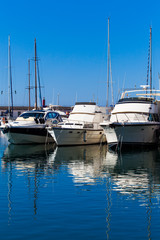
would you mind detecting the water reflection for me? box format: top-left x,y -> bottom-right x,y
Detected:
108,149 -> 160,199
2,143 -> 57,219
1,143 -> 160,239
55,145 -> 108,184
2,144 -> 160,202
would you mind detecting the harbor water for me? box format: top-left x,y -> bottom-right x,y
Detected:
0,134 -> 160,239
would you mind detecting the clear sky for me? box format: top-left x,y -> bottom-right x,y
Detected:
0,0 -> 160,107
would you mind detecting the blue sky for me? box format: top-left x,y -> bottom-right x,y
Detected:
0,0 -> 160,107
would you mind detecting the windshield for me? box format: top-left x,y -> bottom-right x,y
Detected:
20,112 -> 45,119
45,112 -> 59,119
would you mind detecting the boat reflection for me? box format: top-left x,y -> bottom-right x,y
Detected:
2,144 -> 160,193
55,144 -> 108,184
108,149 -> 160,198
2,143 -> 160,240
106,148 -> 160,240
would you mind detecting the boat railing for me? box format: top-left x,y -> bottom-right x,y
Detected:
58,119 -> 102,129
121,89 -> 160,100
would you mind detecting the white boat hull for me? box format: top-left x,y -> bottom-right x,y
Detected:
48,127 -> 106,146
102,122 -> 160,147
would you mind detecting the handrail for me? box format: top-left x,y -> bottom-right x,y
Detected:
121,89 -> 160,99
58,119 -> 102,129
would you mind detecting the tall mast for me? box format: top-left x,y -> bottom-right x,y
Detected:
34,38 -> 37,110
28,59 -> 31,110
8,36 -> 10,114
106,17 -> 110,107
150,26 -> 152,92
8,36 -> 13,117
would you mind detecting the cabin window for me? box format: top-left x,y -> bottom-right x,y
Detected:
83,124 -> 93,128
51,112 -> 58,118
148,114 -> 153,121
148,114 -> 160,122
46,113 -> 53,119
153,114 -> 159,122
20,112 -> 45,119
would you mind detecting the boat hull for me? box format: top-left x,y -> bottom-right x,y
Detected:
48,127 -> 106,146
102,122 -> 160,148
1,126 -> 54,144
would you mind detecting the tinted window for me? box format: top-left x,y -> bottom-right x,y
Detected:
20,112 -> 44,119
52,112 -> 58,118
46,112 -> 53,119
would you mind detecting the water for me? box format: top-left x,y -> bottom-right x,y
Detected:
0,135 -> 160,240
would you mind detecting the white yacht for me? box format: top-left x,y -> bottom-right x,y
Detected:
47,102 -> 106,146
0,109 -> 63,144
100,88 -> 160,149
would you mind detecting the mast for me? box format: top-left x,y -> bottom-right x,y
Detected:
34,38 -> 37,110
106,17 -> 110,107
150,26 -> 152,93
8,36 -> 13,117
8,36 -> 10,115
28,59 -> 31,110
146,26 -> 152,93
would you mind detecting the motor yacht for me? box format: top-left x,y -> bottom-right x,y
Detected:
47,102 -> 107,146
0,109 -> 63,144
100,88 -> 160,149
